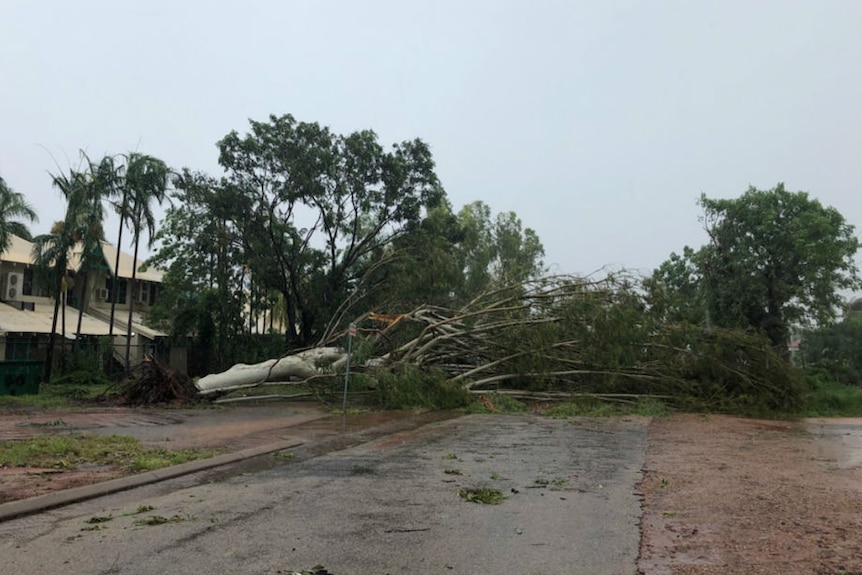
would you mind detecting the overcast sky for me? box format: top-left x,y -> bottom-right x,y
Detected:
2,0 -> 861,276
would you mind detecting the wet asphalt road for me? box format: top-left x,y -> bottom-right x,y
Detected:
0,414 -> 648,575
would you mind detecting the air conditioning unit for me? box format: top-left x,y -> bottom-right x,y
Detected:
4,272 -> 23,301
96,288 -> 110,301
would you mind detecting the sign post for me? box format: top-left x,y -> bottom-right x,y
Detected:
342,323 -> 356,412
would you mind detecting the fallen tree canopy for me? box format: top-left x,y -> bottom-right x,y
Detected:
192,273 -> 804,414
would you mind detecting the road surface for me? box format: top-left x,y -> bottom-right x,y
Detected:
0,414 -> 648,575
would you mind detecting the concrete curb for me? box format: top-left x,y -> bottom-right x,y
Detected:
0,439 -> 303,523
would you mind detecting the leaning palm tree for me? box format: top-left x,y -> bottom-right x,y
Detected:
122,153 -> 169,372
0,175 -> 38,252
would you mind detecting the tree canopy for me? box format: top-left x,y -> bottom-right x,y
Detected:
0,175 -> 38,250
648,184 -> 861,353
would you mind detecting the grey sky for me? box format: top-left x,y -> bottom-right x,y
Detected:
2,0 -> 861,276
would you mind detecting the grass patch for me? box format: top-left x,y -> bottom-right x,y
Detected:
458,487 -> 506,504
443,468 -> 463,475
468,393 -> 528,413
543,396 -> 672,418
0,434 -> 220,472
0,380 -> 114,409
796,375 -> 862,417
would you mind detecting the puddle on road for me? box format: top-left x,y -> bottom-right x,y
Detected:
804,418 -> 862,470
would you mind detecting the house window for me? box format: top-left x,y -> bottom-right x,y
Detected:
137,283 -> 150,305
149,283 -> 158,306
106,278 -> 127,304
23,269 -> 34,296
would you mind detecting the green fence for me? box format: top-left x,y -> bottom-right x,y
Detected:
0,361 -> 43,396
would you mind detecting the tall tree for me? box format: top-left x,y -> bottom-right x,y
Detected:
0,175 -> 38,251
122,153 -> 169,371
217,114 -> 445,344
454,201 -> 545,299
649,184 -> 861,355
147,170 -> 248,372
65,156 -> 113,346
32,221 -> 72,382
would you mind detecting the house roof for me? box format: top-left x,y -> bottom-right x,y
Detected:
0,302 -> 167,339
1,234 -> 164,283
1,235 -> 78,270
97,242 -> 164,283
0,302 -> 113,338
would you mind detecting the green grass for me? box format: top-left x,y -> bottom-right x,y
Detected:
0,381 -> 113,409
0,434 -> 220,472
543,396 -> 672,418
796,377 -> 862,417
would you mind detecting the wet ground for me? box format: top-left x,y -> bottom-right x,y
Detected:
0,414 -> 648,575
638,415 -> 862,575
2,406 -> 862,574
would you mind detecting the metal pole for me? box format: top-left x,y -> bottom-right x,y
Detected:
342,323 -> 355,412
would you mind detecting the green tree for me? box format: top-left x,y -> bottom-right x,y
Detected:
32,221 -> 73,382
147,170 -> 247,373
0,175 -> 38,250
63,155 -> 113,347
216,114 -> 445,344
650,184 -> 861,355
454,201 -> 545,298
122,153 -> 169,370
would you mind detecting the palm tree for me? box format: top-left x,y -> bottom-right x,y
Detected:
122,153 -> 169,371
32,220 -> 72,382
64,156 -> 114,348
0,175 -> 38,251
108,161 -> 130,337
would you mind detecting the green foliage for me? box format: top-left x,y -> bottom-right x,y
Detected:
802,317 -> 862,386
797,371 -> 862,417
454,201 -> 545,299
649,184 -> 861,352
543,397 -> 671,418
362,365 -> 471,409
544,398 -> 620,418
0,381 -> 111,408
215,114 -> 446,344
0,174 -> 38,251
458,487 -> 506,504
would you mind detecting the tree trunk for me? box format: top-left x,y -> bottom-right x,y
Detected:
109,203 -> 127,337
43,275 -> 63,383
125,234 -> 141,374
60,274 -> 67,373
74,271 -> 88,353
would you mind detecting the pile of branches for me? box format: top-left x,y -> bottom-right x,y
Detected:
319,273 -> 801,412
118,355 -> 201,405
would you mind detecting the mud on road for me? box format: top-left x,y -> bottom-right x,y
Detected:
639,414 -> 862,575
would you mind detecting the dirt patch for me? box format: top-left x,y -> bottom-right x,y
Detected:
638,414 -> 862,575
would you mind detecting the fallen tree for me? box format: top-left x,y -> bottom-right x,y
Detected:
194,273 -> 803,413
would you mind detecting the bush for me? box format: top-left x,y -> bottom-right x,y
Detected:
365,365 -> 471,410
798,369 -> 862,417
